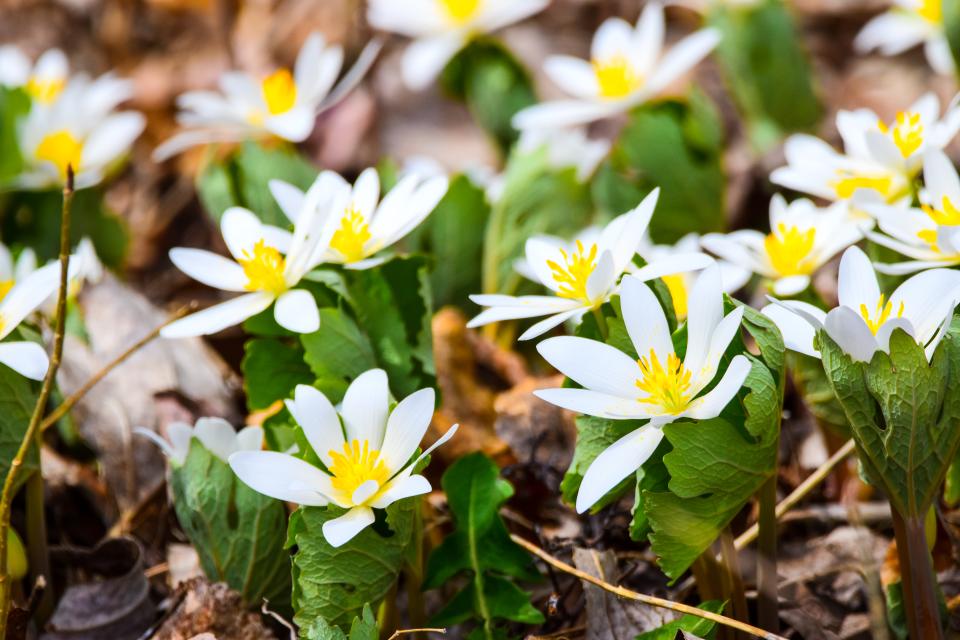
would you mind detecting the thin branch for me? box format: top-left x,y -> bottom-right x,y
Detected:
0,167 -> 75,635
387,628 -> 447,640
510,533 -> 787,640
39,303 -> 195,432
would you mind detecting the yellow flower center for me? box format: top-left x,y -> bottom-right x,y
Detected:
547,241 -> 598,303
662,273 -> 688,319
764,223 -> 817,277
877,111 -> 924,158
238,239 -> 288,294
915,0 -> 941,24
35,130 -> 82,179
830,171 -> 896,201
0,280 -> 12,302
858,294 -> 904,335
25,76 -> 65,104
327,439 -> 391,504
593,56 -> 642,100
917,197 -> 960,251
261,69 -> 298,116
635,349 -> 693,415
440,0 -> 481,22
330,208 -> 373,263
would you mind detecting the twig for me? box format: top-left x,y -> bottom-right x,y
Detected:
387,629 -> 446,639
0,167 -> 74,636
39,303 -> 195,432
735,438 -> 856,551
510,533 -> 787,640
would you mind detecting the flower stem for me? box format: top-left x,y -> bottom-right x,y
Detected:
719,527 -> 749,637
890,509 -> 943,640
591,307 -> 608,341
24,472 -> 53,624
756,474 -> 779,634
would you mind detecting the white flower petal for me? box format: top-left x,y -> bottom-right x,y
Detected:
824,306 -> 878,363
269,179 -> 306,224
160,291 -> 274,338
229,450 -> 333,506
285,384 -> 344,467
575,425 -> 665,513
837,246 -> 880,312
274,289 -> 320,334
646,28 -> 720,95
221,207 -> 266,260
517,307 -> 587,341
322,506 -> 375,548
620,276 -> 673,363
0,261 -> 61,338
543,56 -> 599,99
682,265 -> 724,376
266,106 -> 315,142
890,268 -> 960,347
771,275 -> 811,297
235,425 -> 263,452
194,417 -> 240,462
537,336 -> 641,398
761,303 -> 819,358
379,388 -> 435,472
513,100 -> 620,131
169,248 -> 247,292
341,369 -> 390,448
534,388 -> 651,420
585,250 -> 617,302
0,342 -> 48,381
370,474 -> 431,509
683,354 -> 751,420
401,33 -> 466,91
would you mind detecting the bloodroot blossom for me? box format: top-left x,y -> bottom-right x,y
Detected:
534,268 -> 751,513
137,418 -> 263,466
229,370 -> 458,547
854,0 -> 953,76
763,245 -> 960,363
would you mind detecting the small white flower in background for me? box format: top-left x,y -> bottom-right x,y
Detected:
468,189 -> 679,340
367,0 -> 549,91
516,127 -> 611,182
0,46 -> 69,104
153,33 -> 381,161
15,73 -> 145,190
762,245 -> 960,364
161,173 -> 340,338
866,150 -> 960,274
512,3 -> 720,131
770,94 -> 960,216
289,166 -> 449,270
230,369 -> 458,547
701,195 -> 863,297
0,260 -> 75,380
637,232 -> 751,319
854,0 -> 954,76
0,244 -> 38,299
534,268 -> 751,513
665,0 -> 761,12
136,418 -> 263,466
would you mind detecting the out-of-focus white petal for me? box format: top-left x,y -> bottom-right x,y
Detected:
274,289 -> 320,334
0,342 -> 49,381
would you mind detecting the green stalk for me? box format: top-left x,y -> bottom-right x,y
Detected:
890,509 -> 943,640
591,307 -> 608,341
756,471 -> 779,633
24,472 -> 53,623
719,528 -> 749,639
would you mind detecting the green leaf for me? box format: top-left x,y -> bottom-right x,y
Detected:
170,440 -> 291,611
440,39 -> 537,153
592,93 -> 725,244
301,604 -> 378,640
945,0 -> 960,77
819,328 -> 960,518
300,308 -> 379,403
405,174 -> 490,309
241,337 -> 313,411
287,500 -> 417,629
196,141 -> 317,225
709,0 -> 821,150
0,335 -> 40,495
0,87 -> 30,184
634,600 -> 725,640
424,453 -> 543,636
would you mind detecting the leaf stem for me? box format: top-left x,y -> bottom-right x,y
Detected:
0,167 -> 74,636
591,307 -> 608,341
891,509 -> 943,640
510,533 -> 788,640
718,527 -> 749,637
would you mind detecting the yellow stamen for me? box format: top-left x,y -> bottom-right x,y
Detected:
25,76 -> 65,104
547,241 -> 598,303
261,69 -> 297,116
858,294 -> 904,335
830,171 -> 895,201
238,239 -> 287,294
763,223 -> 817,277
35,130 -> 82,179
592,56 -> 642,100
0,280 -> 12,302
662,273 -> 688,319
330,208 -> 373,263
635,350 -> 693,415
915,0 -> 941,24
327,439 -> 391,503
922,196 -> 960,226
439,0 -> 480,22
877,111 -> 924,158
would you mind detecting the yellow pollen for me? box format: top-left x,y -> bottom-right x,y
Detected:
662,273 -> 688,319
635,350 -> 693,415
922,196 -> 960,226
330,208 -> 373,263
764,223 -> 817,277
35,130 -> 82,179
592,56 -> 642,100
25,76 -> 65,104
238,239 -> 287,294
0,281 -> 12,302
915,0 -> 941,24
858,294 -> 904,335
327,439 -> 391,503
547,241 -> 598,303
261,69 -> 297,116
440,0 -> 480,22
878,111 -> 924,158
830,171 -> 895,201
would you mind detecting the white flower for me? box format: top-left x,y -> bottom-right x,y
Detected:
301,167 -> 449,269
666,0 -> 762,12
0,260 -> 69,380
230,370 -> 458,547
636,232 -> 750,319
534,267 -> 751,513
161,173 -> 339,338
701,195 -> 862,297
512,3 -> 720,131
866,150 -> 960,274
468,189 -> 669,340
762,245 -> 960,363
153,33 -> 381,160
0,47 -> 69,104
367,0 -> 549,91
0,244 -> 38,293
15,73 -> 144,190
515,127 -> 611,181
136,417 -> 263,466
854,0 -> 954,76
770,94 -> 960,215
